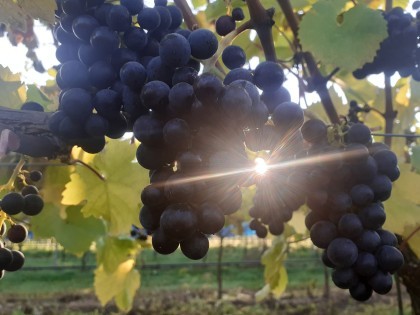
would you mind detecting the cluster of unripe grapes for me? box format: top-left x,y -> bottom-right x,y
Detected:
353,5 -> 420,80
0,170 -> 45,279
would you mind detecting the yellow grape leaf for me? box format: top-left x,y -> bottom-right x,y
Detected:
96,236 -> 140,273
31,204 -> 106,255
259,236 -> 288,299
0,0 -> 56,31
0,66 -> 26,109
41,164 -> 73,205
288,207 -> 307,235
255,284 -> 271,302
94,260 -> 140,312
404,227 -> 420,257
299,1 -> 388,71
384,164 -> 420,254
395,83 -> 410,107
63,140 -> 149,235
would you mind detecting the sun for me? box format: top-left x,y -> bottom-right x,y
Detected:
254,157 -> 268,175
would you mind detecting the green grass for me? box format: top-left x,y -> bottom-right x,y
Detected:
0,245 -> 324,295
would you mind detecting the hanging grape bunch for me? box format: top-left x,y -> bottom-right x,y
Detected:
0,169 -> 45,279
48,0 -> 404,302
353,5 -> 420,79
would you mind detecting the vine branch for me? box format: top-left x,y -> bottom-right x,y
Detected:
245,0 -> 277,62
0,107 -> 69,158
0,155 -> 25,192
276,0 -> 340,124
173,0 -> 198,30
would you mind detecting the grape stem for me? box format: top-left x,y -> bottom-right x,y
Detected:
245,0 -> 277,62
173,0 -> 198,30
69,159 -> 105,181
205,20 -> 253,72
383,76 -> 396,147
276,0 -> 340,124
0,155 -> 25,192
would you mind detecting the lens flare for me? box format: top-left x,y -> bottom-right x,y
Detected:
255,157 -> 268,175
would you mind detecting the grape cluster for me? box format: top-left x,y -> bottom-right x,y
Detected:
0,170 -> 45,279
49,0 -> 195,153
353,7 -> 420,80
136,56 -> 297,260
139,61 -> 287,260
301,121 -> 403,301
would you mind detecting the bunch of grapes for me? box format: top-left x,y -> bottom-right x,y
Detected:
301,121 -> 403,301
353,6 -> 420,80
49,0 -> 189,153
139,62 -> 287,260
0,170 -> 45,279
47,0 -> 405,301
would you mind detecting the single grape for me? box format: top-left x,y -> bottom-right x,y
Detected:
215,15 -> 236,36
253,61 -> 284,92
232,7 -> 245,21
159,33 -> 191,68
23,194 -> 44,216
188,29 -> 218,60
310,221 -> 337,249
29,170 -> 43,182
180,232 -> 209,260
5,250 -> 25,272
1,192 -> 24,215
327,238 -> 358,268
7,224 -> 28,243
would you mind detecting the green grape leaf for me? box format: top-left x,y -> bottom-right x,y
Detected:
62,140 -> 148,235
0,0 -> 56,31
191,0 -> 206,8
94,260 -> 140,312
96,235 -> 140,273
31,204 -> 106,255
299,1 -> 388,71
257,236 -> 288,299
0,66 -> 26,109
25,85 -> 52,109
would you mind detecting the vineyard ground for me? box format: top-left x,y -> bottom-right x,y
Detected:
0,245 -> 412,314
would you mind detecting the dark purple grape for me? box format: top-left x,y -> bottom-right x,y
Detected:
23,194 -> 44,216
253,61 -> 284,92
188,29 -> 218,60
375,245 -> 404,273
327,238 -> 358,268
160,203 -> 197,241
310,221 -> 337,249
180,232 -> 209,260
1,192 -> 24,215
152,228 -> 179,255
215,15 -> 236,36
7,224 -> 28,243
